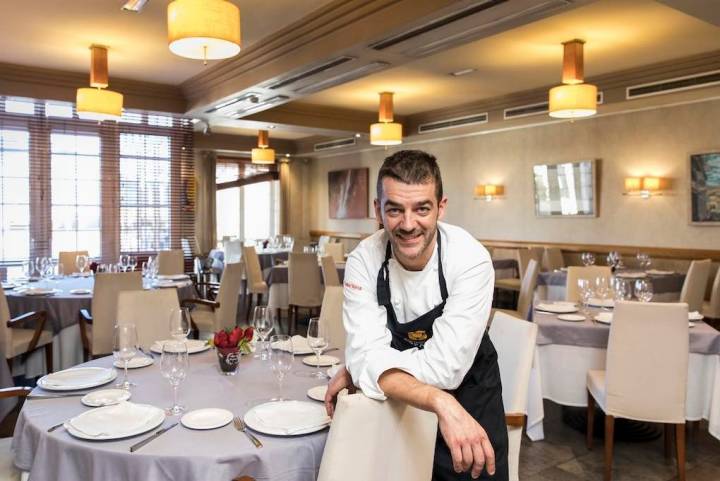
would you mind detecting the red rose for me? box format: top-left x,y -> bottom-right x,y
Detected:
243,327 -> 254,341
213,331 -> 222,347
228,327 -> 242,346
216,330 -> 229,348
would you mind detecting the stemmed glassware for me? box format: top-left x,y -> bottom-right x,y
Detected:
577,279 -> 593,319
252,306 -> 274,360
128,255 -> 138,272
160,340 -> 189,415
636,252 -> 651,270
75,254 -> 89,274
612,278 -> 631,302
634,279 -> 654,302
23,260 -> 35,280
581,252 -> 596,266
307,317 -> 329,378
113,324 -> 138,390
594,276 -> 610,310
169,307 -> 192,341
269,335 -> 293,401
119,255 -> 129,272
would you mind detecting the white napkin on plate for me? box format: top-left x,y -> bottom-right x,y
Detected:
253,401 -> 330,435
42,368 -> 113,388
273,335 -> 311,353
594,312 -> 613,324
69,402 -> 158,437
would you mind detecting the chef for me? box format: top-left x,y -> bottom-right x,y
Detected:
324,150 -> 507,480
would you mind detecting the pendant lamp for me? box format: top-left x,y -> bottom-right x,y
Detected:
548,39 -> 597,119
251,130 -> 275,165
76,45 -> 123,121
168,0 -> 241,64
370,92 -> 402,146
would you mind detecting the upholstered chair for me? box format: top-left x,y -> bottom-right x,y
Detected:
565,266 -> 612,303
0,287 -> 52,372
156,250 -> 184,276
183,262 -> 243,338
288,253 -> 323,335
679,259 -> 712,312
319,286 -> 344,352
241,246 -> 268,320
58,250 -> 89,275
320,256 -> 340,287
117,289 -> 179,349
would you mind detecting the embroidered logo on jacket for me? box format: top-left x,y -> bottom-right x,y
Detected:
407,330 -> 428,341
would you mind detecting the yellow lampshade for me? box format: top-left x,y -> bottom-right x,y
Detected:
370,122 -> 402,146
76,88 -> 123,121
548,83 -> 597,118
251,147 -> 275,165
168,0 -> 241,60
624,177 -> 642,192
642,177 -> 662,191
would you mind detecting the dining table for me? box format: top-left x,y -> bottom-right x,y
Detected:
13,345 -> 342,481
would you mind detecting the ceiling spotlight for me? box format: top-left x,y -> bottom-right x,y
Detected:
122,0 -> 149,12
268,125 -> 276,129
450,68 -> 476,77
355,133 -> 362,138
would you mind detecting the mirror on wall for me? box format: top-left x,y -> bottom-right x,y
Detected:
533,159 -> 597,217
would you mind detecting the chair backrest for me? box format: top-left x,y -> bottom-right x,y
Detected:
317,393 -> 437,481
605,301 -> 688,423
528,246 -> 544,263
318,235 -> 331,253
489,311 -> 538,481
517,259 -> 539,320
320,256 -> 341,287
58,250 -> 89,274
543,247 -> 565,271
319,286 -> 345,352
679,259 -> 712,312
156,250 -> 184,276
516,248 -> 534,280
324,242 -> 345,263
706,266 -> 720,318
91,272 -> 143,355
288,253 -> 323,307
491,248 -> 517,261
565,266 -> 612,302
214,262 -> 244,331
117,289 -> 179,349
0,287 -> 12,356
224,239 -> 243,264
241,246 -> 264,291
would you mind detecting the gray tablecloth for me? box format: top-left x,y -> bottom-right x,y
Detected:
534,307 -> 720,355
266,265 -> 346,286
6,277 -> 197,333
13,349 -> 341,481
537,270 -> 685,294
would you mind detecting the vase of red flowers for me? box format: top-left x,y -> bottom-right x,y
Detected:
210,327 -> 253,375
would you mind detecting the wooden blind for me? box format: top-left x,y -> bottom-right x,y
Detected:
216,157 -> 278,190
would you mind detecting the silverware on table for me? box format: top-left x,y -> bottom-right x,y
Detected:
233,416 -> 262,448
29,392 -> 90,400
47,421 -> 67,432
129,422 -> 178,453
322,347 -> 339,354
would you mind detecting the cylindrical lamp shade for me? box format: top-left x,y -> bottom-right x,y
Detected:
168,0 -> 241,60
76,88 -> 123,121
251,147 -> 275,165
624,177 -> 642,192
370,122 -> 402,145
548,83 -> 597,119
642,177 -> 662,191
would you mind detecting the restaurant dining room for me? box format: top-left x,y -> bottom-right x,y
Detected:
0,0 -> 719,480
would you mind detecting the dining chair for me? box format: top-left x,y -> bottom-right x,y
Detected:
528,246 -> 544,266
319,286 -> 345,352
317,235 -> 331,254
79,272 -> 142,360
0,386 -> 31,481
324,242 -> 345,263
543,247 -> 565,271
679,259 -> 712,312
491,247 -> 517,261
183,262 -> 243,338
0,288 -> 53,373
586,301 -> 689,481
241,246 -> 268,321
320,255 -> 341,287
493,259 -> 539,321
317,393 -> 437,481
495,248 -> 534,292
117,289 -> 179,348
489,311 -> 538,481
702,266 -> 720,320
288,253 -> 323,335
58,250 -> 89,274
565,266 -> 612,303
156,250 -> 185,276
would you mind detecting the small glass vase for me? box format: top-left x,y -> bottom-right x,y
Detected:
216,347 -> 240,376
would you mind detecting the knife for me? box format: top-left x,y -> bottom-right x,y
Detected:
129,422 -> 178,453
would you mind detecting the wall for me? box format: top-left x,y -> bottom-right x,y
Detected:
308,98 -> 720,250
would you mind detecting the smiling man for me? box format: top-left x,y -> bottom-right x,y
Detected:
324,150 -> 507,480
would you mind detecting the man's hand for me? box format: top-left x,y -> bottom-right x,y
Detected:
324,367 -> 357,417
433,391 -> 495,479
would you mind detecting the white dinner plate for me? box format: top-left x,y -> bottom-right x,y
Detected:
535,303 -> 578,314
65,402 -> 165,441
69,288 -> 92,295
594,312 -> 614,324
271,335 -> 314,355
646,269 -> 674,276
113,356 -> 154,369
151,339 -> 210,354
181,408 -> 233,430
156,274 -> 190,281
81,388 -> 132,407
557,314 -> 586,322
689,311 -> 704,321
307,385 -> 328,402
244,401 -> 330,436
302,355 -> 340,367
326,364 -> 342,379
37,367 -> 117,391
588,298 -> 614,308
615,271 -> 646,279
1,283 -> 17,290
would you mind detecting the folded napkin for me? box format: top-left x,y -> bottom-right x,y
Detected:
69,402 -> 159,437
253,401 -> 330,435
42,368 -> 114,388
273,335 -> 311,353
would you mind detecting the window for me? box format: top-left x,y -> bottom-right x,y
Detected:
243,180 -> 280,240
216,187 -> 241,240
0,129 -> 30,262
50,132 -> 102,257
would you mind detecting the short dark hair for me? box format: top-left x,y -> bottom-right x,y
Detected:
376,150 -> 443,202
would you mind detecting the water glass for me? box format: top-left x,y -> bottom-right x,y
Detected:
307,318 -> 329,378
169,307 -> 192,340
268,335 -> 293,401
113,324 -> 138,390
128,255 -> 138,272
23,260 -> 35,279
634,279 -> 654,302
612,278 -> 631,302
252,306 -> 275,360
594,277 -> 610,310
577,279 -> 592,318
160,340 -> 189,415
119,255 -> 129,272
75,254 -> 88,274
581,252 -> 595,266
636,252 -> 651,270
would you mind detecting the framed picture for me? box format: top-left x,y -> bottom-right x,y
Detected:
532,159 -> 597,217
690,152 -> 720,225
328,168 -> 369,219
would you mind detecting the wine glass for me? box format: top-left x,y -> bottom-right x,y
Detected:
612,278 -> 631,302
113,324 -> 138,390
594,277 -> 610,310
118,255 -> 129,272
635,279 -> 654,302
269,335 -> 293,401
169,307 -> 192,340
128,255 -> 138,272
160,340 -> 189,415
252,306 -> 275,360
581,252 -> 595,266
636,252 -> 651,270
577,279 -> 592,318
75,254 -> 88,274
307,318 -> 329,378
23,260 -> 34,280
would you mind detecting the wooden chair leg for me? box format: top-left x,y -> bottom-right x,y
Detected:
604,415 -> 615,481
586,389 -> 595,450
44,343 -> 53,373
664,424 -> 674,459
245,292 -> 253,322
676,423 -> 686,481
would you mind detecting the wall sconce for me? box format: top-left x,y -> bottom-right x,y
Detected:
474,184 -> 504,202
623,177 -> 668,199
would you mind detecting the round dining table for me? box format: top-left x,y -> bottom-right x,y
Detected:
13,347 -> 340,481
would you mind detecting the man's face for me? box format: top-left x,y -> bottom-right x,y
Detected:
375,177 -> 447,270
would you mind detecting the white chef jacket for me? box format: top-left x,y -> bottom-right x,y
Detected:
343,221 -> 494,400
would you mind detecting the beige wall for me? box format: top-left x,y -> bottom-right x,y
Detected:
308,98 -> 720,250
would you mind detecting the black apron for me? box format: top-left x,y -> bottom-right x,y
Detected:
376,233 -> 508,480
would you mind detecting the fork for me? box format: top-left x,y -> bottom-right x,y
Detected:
233,416 -> 262,448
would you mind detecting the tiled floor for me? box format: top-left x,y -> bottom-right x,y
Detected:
520,401 -> 720,481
